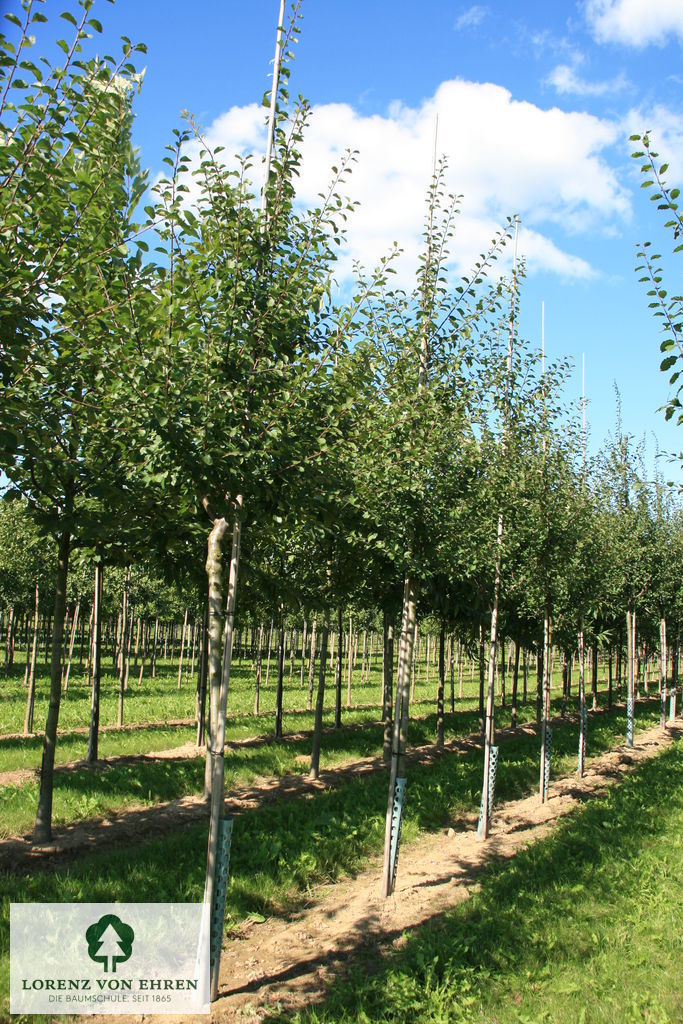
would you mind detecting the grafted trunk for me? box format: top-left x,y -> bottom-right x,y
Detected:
203,495 -> 243,1003
34,528 -> 71,843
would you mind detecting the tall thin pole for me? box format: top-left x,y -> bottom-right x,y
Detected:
479,216 -> 519,841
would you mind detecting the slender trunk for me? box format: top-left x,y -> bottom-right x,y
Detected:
309,619 -> 330,780
578,628 -> 586,776
275,607 -> 285,739
478,624 -> 485,733
511,640 -> 520,729
659,617 -> 667,730
196,605 -> 209,747
87,565 -> 103,763
299,618 -> 308,688
499,638 -> 506,708
626,605 -> 635,747
449,638 -> 456,713
346,613 -> 353,708
117,570 -> 130,727
307,614 -> 317,711
436,621 -> 445,749
382,610 -> 394,764
62,597 -> 80,694
33,528 -> 71,843
254,622 -> 263,717
591,636 -> 598,711
23,583 -> 40,735
265,618 -> 274,687
177,607 -> 189,689
539,606 -> 551,802
203,495 -> 243,1002
607,642 -> 613,709
334,608 -> 342,729
380,576 -> 417,896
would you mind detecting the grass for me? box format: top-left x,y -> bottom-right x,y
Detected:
0,699 -> 667,1020
1,646 -> 574,738
282,738 -> 683,1024
0,686 -> 628,838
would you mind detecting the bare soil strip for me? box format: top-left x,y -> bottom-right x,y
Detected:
0,701 -> 639,873
84,719 -> 680,1024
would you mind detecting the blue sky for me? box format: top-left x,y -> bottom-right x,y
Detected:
9,0 -> 683,479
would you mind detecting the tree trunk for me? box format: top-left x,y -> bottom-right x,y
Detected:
254,622 -> 263,717
275,607 -> 285,739
511,640 -> 520,729
265,618 -> 274,687
539,606 -> 551,802
478,623 -> 485,733
659,617 -> 667,731
87,565 -> 103,763
334,608 -> 342,729
309,619 -> 330,780
380,575 -> 417,896
177,607 -> 189,689
117,570 -> 130,727
346,614 -> 353,708
382,610 -> 394,765
23,583 -> 40,735
307,614 -> 317,711
203,496 -> 243,1002
591,636 -> 598,711
62,597 -> 80,694
196,604 -> 209,747
436,621 -> 445,749
33,528 -> 71,843
299,618 -> 308,688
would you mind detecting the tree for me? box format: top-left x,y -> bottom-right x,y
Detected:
630,133 -> 683,439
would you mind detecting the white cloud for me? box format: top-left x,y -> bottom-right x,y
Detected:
586,0 -> 683,47
547,63 -> 629,96
454,5 -> 488,31
185,79 -> 632,287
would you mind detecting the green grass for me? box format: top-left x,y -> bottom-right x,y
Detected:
0,688 -> 644,838
1,646 -> 575,738
283,738 -> 683,1024
0,699 -> 666,1020
0,723 -> 196,774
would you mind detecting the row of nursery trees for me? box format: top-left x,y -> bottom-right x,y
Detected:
1,0 -> 681,990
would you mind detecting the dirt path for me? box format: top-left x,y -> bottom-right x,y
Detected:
0,702 -> 651,874
82,718 -> 681,1024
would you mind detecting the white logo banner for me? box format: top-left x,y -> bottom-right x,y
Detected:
10,903 -> 210,1015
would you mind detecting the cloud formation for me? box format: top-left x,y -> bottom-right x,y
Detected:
454,5 -> 488,31
586,0 -> 683,47
188,79 -> 632,287
547,63 -> 629,97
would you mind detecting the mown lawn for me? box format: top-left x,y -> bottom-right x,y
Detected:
0,700 -> 668,1020
283,737 -> 682,1024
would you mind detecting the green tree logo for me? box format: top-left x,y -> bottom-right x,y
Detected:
85,914 -> 135,973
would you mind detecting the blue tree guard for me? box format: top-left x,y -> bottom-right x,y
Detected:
477,745 -> 499,839
210,816 -> 233,980
626,696 -> 634,747
661,685 -> 667,730
389,777 -> 407,893
542,726 -> 553,801
578,705 -> 586,775
669,687 -> 676,723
